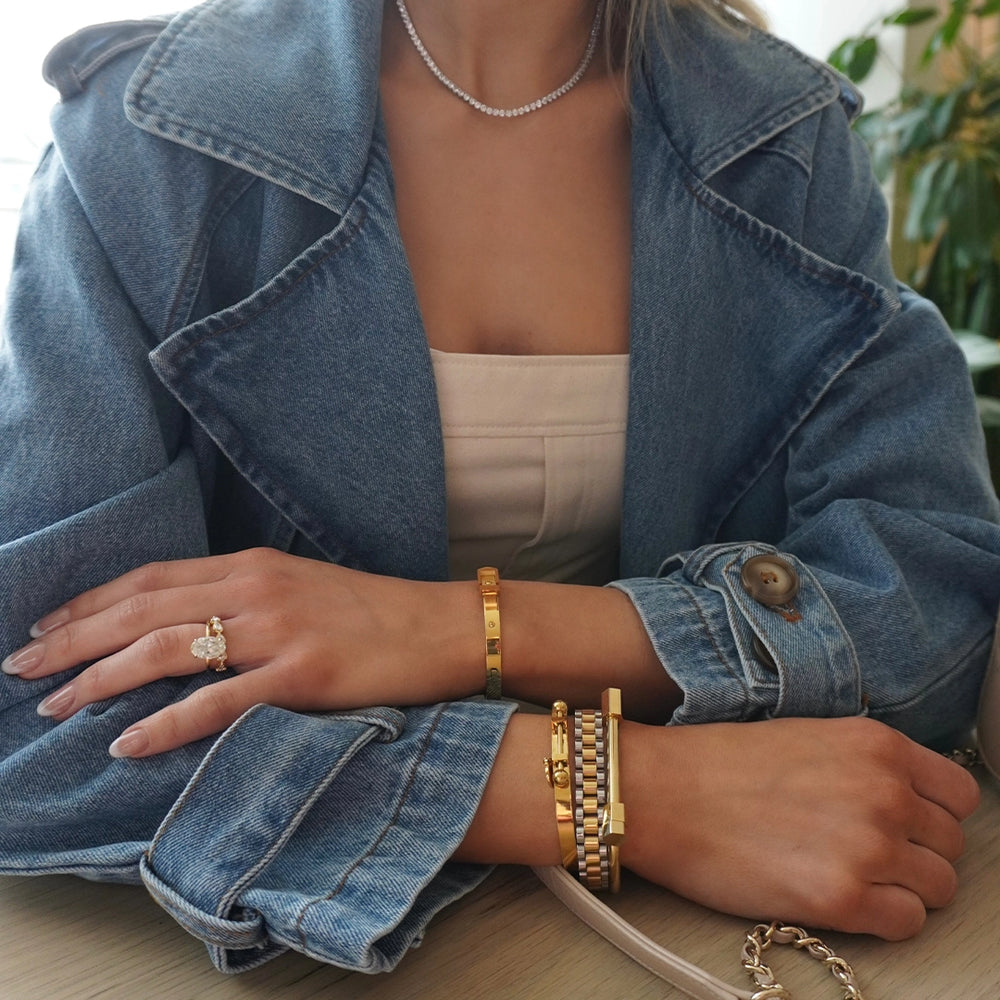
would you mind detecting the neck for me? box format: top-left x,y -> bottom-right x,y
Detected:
386,0 -> 604,110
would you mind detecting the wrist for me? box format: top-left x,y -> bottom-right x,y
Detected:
495,580 -> 678,720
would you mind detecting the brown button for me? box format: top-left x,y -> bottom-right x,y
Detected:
740,555 -> 799,606
751,634 -> 778,672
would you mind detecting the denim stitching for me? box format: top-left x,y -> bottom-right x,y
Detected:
684,179 -> 888,310
74,30 -> 166,88
154,383 -> 354,564
162,172 -> 261,337
216,724 -> 383,919
169,204 -> 366,357
876,628 -> 993,715
290,705 -> 446,950
146,702 -> 267,861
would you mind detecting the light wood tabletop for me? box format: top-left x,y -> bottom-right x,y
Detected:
2,771 -> 998,1000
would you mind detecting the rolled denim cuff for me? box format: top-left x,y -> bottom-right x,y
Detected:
610,542 -> 862,724
140,699 -> 517,974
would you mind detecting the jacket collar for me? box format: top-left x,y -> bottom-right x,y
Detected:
639,12 -> 847,178
125,0 -> 846,210
124,0 -> 385,215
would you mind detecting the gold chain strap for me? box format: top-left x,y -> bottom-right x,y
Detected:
943,746 -> 981,768
740,922 -> 864,1000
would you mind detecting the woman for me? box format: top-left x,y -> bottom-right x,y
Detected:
1,0 -> 997,973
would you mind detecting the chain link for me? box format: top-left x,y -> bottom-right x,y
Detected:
943,746 -> 981,768
740,922 -> 865,1000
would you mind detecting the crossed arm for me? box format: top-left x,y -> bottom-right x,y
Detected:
2,547 -> 979,942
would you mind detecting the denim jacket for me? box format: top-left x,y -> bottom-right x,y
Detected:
2,0 -> 1000,974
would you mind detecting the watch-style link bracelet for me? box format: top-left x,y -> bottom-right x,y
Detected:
545,689 -> 625,893
575,707 -> 609,890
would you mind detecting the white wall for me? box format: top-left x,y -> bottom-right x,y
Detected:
761,0 -> 906,109
1,3 -> 156,286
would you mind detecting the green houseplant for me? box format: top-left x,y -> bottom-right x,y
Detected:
830,1 -> 1000,339
830,2 -> 1000,480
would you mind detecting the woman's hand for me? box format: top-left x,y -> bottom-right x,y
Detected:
621,716 -> 980,941
1,548 -> 483,757
2,549 -> 679,757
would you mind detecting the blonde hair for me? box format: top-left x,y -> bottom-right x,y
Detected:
609,0 -> 768,68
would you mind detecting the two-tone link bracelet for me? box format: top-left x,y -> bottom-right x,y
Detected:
574,706 -> 608,889
545,687 -> 625,893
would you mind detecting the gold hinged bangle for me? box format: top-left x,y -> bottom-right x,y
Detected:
543,700 -> 577,869
477,567 -> 502,699
600,687 -> 625,893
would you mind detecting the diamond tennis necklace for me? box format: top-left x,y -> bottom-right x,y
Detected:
394,0 -> 606,118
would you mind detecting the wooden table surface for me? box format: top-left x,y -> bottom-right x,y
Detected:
2,772 -> 998,1000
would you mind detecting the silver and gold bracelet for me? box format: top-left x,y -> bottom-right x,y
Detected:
574,706 -> 609,890
546,688 -> 625,893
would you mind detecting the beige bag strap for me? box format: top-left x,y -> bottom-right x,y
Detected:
533,865 -> 752,1000
532,866 -> 866,1000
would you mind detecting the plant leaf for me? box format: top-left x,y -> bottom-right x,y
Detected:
931,89 -> 962,140
904,157 -> 945,242
976,395 -> 1000,428
828,37 -> 879,82
884,7 -> 939,25
922,0 -> 973,61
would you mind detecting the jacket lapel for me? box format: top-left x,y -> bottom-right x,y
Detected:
149,143 -> 450,580
124,0 -> 385,216
623,81 -> 899,577
129,0 -> 898,581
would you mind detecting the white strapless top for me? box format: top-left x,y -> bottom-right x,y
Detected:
430,349 -> 629,585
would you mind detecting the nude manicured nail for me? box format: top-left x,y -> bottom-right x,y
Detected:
30,607 -> 70,638
2,644 -> 43,676
37,686 -> 75,717
109,729 -> 150,759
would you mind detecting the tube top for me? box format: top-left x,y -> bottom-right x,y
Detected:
430,349 -> 629,585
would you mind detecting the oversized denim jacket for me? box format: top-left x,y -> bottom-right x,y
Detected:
3,0 -> 1000,975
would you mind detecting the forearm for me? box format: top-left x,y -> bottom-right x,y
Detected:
437,577 -> 680,724
453,710 -> 980,943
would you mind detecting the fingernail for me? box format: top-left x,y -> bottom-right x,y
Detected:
109,729 -> 149,759
37,686 -> 75,717
2,644 -> 44,676
30,607 -> 70,638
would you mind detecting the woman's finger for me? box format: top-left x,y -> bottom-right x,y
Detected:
907,796 -> 967,862
34,621 -> 241,721
893,841 -> 960,911
842,882 -> 928,940
28,553 -> 241,637
909,747 -> 980,821
108,670 -> 276,758
8,582 -> 242,680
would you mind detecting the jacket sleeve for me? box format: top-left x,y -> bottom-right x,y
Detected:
611,100 -> 1000,747
0,128 -> 516,978
0,140 -> 210,664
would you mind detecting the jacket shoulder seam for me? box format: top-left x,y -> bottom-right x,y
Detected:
43,19 -> 169,100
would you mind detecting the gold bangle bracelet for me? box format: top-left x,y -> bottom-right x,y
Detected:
543,700 -> 577,869
477,567 -> 502,699
600,687 -> 625,893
